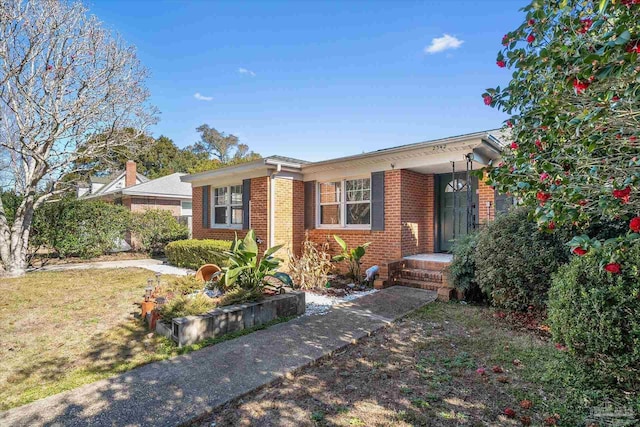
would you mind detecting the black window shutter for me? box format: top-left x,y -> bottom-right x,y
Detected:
304,180 -> 316,229
202,185 -> 210,228
242,179 -> 251,229
371,172 -> 385,231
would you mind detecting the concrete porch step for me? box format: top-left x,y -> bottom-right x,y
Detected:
404,259 -> 451,271
395,278 -> 442,292
399,268 -> 443,283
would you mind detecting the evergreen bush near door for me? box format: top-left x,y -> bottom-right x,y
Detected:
474,209 -> 569,310
548,243 -> 640,394
165,239 -> 232,270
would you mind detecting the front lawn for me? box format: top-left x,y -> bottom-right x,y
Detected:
0,268 -> 178,410
204,303 -> 613,426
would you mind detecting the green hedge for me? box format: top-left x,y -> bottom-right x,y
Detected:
473,208 -> 569,310
548,243 -> 640,393
131,209 -> 189,255
165,239 -> 232,270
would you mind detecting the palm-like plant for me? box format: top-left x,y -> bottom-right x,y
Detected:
332,235 -> 371,284
220,229 -> 293,291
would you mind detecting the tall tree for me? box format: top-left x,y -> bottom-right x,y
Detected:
0,0 -> 156,277
483,0 -> 639,271
193,124 -> 260,164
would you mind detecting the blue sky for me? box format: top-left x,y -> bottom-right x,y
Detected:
88,0 -> 525,161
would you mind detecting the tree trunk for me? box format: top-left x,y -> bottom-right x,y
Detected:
0,198 -> 34,278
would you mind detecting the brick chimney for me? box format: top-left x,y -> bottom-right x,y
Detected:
125,160 -> 137,187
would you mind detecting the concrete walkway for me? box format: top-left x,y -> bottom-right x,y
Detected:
0,286 -> 436,427
28,258 -> 193,276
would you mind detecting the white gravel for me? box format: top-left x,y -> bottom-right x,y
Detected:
304,289 -> 378,316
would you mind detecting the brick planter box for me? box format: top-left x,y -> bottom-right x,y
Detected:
155,291 -> 305,347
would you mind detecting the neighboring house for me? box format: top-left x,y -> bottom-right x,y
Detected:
181,130 -> 507,299
81,160 -> 193,218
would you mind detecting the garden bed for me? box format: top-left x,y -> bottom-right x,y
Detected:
155,291 -> 305,346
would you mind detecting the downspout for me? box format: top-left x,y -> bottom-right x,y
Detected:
269,163 -> 282,247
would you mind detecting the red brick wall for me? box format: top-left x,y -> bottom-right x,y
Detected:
477,171 -> 496,225
307,170 -> 403,271
127,196 -> 182,216
292,180 -> 305,257
192,176 -> 270,252
400,170 -> 434,257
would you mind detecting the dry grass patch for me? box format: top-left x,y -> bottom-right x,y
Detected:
202,303 -> 610,426
0,268 -> 178,410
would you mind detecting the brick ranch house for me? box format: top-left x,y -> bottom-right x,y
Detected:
181,130 -> 508,300
80,160 -> 193,218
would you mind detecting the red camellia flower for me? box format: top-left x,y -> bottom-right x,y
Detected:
483,94 -> 493,105
510,141 -> 519,149
536,191 -> 551,204
573,78 -> 590,94
528,19 -> 535,26
612,96 -> 621,102
527,33 -> 535,43
572,247 -> 587,256
613,186 -> 631,204
539,172 -> 549,181
535,140 -> 542,150
604,263 -> 622,274
502,34 -> 510,46
497,60 -> 506,68
578,18 -> 593,33
630,217 -> 640,232
548,221 -> 556,230
504,408 -> 517,418
626,41 -> 640,53
578,199 -> 588,206
506,120 -> 513,128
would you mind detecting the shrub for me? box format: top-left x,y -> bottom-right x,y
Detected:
548,243 -> 640,393
158,293 -> 217,320
288,235 -> 332,289
33,197 -> 130,258
131,209 -> 188,255
165,239 -> 231,270
474,209 -> 569,310
446,233 -> 484,302
332,235 -> 370,284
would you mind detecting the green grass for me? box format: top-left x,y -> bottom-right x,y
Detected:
0,268 -> 296,411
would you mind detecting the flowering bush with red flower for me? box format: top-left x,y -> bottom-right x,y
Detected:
482,0 -> 640,272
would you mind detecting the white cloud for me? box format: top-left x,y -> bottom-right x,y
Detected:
194,92 -> 213,101
424,34 -> 464,54
238,67 -> 256,77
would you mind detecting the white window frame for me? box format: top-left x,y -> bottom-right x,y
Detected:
316,177 -> 371,230
180,200 -> 193,216
212,185 -> 243,229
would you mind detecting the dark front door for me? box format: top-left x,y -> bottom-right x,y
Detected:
437,172 -> 477,252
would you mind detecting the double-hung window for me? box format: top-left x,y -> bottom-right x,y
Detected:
213,185 -> 243,227
318,178 -> 371,228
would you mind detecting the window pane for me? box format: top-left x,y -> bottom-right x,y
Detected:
214,187 -> 227,205
346,203 -> 370,225
346,178 -> 371,202
320,182 -> 341,204
320,205 -> 340,225
231,207 -> 243,224
214,206 -> 227,224
230,185 -> 243,205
